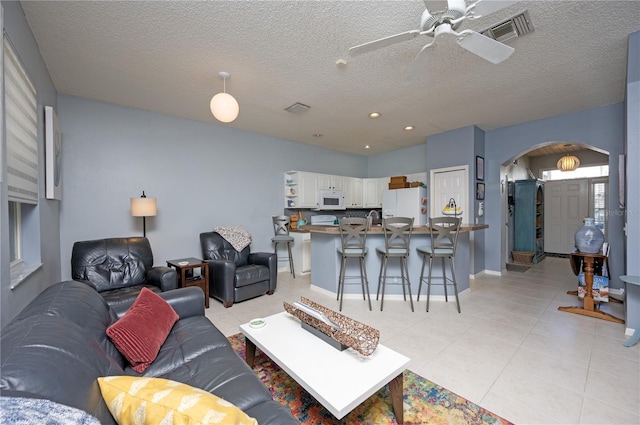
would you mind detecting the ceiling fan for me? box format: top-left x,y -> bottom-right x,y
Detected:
349,0 -> 518,78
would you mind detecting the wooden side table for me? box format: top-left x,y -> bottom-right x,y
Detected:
558,252 -> 623,323
167,257 -> 209,308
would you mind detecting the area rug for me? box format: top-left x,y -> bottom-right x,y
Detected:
228,334 -> 512,425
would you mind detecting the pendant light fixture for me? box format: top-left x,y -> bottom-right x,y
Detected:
210,71 -> 239,123
557,154 -> 580,172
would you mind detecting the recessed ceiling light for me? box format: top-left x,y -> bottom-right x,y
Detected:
364,145 -> 371,149
368,112 -> 381,119
404,126 -> 415,131
313,133 -> 323,137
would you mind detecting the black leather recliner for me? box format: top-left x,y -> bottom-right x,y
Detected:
200,231 -> 277,308
71,237 -> 178,307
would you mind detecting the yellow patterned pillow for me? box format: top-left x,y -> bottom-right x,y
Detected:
97,376 -> 258,425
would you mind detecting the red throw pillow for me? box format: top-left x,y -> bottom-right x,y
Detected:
106,287 -> 179,373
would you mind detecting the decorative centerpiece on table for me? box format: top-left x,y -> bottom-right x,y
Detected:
442,198 -> 462,217
283,297 -> 379,356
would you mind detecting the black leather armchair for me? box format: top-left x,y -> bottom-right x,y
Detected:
71,237 -> 177,307
200,231 -> 277,308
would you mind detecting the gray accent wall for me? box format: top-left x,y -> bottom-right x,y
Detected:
57,95 -> 368,281
625,31 -> 639,332
1,1 -> 59,327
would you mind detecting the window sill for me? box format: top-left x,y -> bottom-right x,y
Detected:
10,262 -> 44,290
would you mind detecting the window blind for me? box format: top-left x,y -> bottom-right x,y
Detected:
4,35 -> 38,204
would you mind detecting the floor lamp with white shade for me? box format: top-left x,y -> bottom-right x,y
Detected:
130,191 -> 157,237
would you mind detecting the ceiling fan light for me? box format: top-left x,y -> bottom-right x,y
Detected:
210,92 -> 239,123
557,155 -> 580,171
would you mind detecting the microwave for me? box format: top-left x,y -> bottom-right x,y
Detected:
316,190 -> 346,210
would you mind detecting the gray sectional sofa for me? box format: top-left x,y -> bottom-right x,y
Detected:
0,280 -> 298,424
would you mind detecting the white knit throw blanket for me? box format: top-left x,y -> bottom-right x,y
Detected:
213,225 -> 252,252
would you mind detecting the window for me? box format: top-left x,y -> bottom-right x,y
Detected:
4,34 -> 40,285
541,165 -> 609,181
8,201 -> 21,263
592,179 -> 608,236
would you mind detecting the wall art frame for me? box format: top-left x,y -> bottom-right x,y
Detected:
476,182 -> 485,200
45,105 -> 62,200
476,156 -> 484,181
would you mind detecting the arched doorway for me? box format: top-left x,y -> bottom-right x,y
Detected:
500,142 -> 609,268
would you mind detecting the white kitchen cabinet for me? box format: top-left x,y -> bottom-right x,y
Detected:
363,177 -> 389,208
345,177 -> 363,208
284,171 -> 318,208
363,178 -> 380,207
298,172 -> 318,208
317,173 -> 344,191
291,232 -> 311,275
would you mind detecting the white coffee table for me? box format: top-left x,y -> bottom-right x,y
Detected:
240,311 -> 410,422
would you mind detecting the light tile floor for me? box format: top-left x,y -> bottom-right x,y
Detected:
205,257 -> 640,424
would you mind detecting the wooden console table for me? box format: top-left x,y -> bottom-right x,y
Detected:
558,252 -> 624,323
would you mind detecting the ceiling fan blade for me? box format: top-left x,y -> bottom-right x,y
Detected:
456,30 -> 514,64
467,0 -> 518,18
405,41 -> 435,81
349,30 -> 420,56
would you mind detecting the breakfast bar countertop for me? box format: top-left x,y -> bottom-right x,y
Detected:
300,223 -> 488,233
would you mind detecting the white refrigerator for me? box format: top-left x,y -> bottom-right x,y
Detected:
381,187 -> 428,226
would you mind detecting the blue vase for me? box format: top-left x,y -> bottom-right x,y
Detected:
575,217 -> 605,253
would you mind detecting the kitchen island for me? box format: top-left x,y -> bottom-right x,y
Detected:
302,223 -> 488,306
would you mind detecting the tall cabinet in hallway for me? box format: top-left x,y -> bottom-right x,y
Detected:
514,179 -> 545,264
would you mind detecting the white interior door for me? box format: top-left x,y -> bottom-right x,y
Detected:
430,166 -> 469,224
544,179 -> 588,254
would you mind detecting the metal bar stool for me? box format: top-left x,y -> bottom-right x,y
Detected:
417,216 -> 462,312
271,215 -> 295,278
376,217 -> 414,312
337,217 -> 372,311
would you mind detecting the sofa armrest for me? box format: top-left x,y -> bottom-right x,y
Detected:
147,266 -> 178,291
206,259 -> 236,307
110,287 -> 204,320
249,252 -> 277,292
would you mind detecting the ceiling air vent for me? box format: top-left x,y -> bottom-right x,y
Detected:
285,102 -> 311,113
481,10 -> 534,43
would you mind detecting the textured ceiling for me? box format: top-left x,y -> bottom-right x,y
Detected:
20,1 -> 640,156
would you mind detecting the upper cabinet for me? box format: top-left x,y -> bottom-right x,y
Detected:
345,177 -> 363,208
285,172 -> 419,210
363,178 -> 381,208
317,174 -> 344,191
284,171 -> 318,209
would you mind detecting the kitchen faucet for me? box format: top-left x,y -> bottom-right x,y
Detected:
367,210 -> 379,227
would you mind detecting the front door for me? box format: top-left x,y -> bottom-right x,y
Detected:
544,178 -> 588,254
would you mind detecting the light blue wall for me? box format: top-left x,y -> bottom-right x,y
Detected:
366,144 -> 426,177
57,95 -> 368,280
624,31 -> 639,331
1,1 -> 59,327
484,104 -> 626,283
